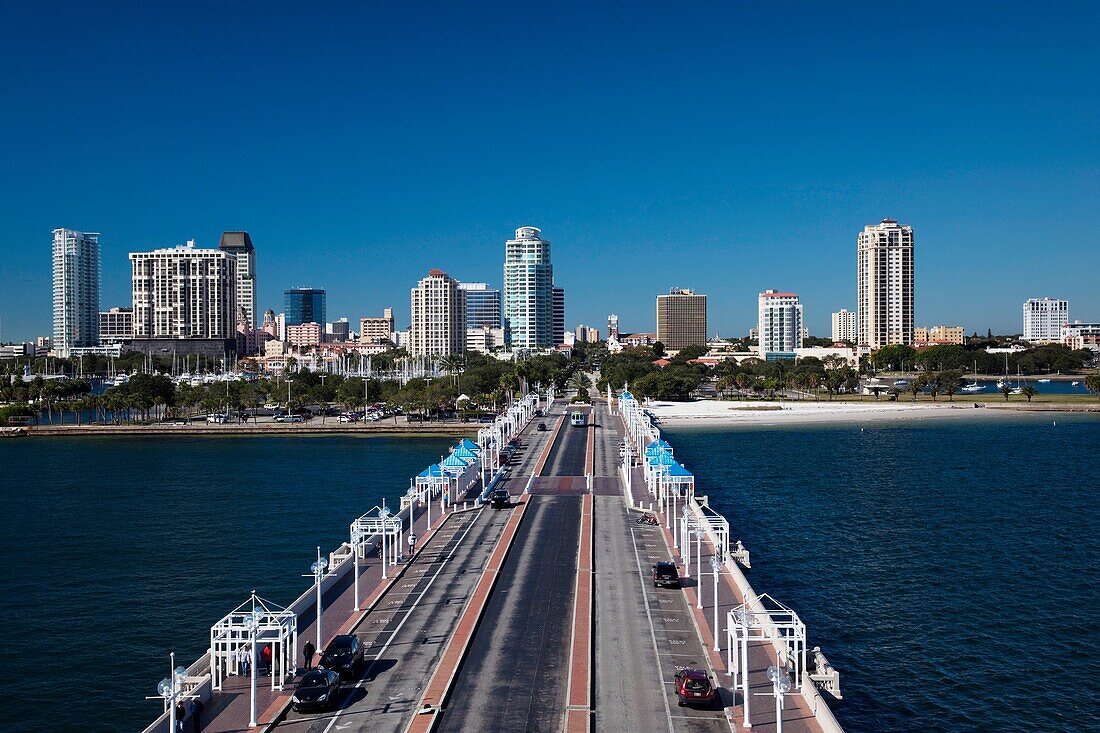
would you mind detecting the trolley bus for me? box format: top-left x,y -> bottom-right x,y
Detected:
570,411 -> 586,427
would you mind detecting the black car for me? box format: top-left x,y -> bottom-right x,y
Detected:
319,634 -> 365,679
652,561 -> 680,588
291,669 -> 341,712
536,422 -> 547,431
489,489 -> 510,509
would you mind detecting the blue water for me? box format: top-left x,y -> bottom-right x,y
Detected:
667,413 -> 1100,732
0,435 -> 456,733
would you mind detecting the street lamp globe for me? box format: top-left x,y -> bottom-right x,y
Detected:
311,559 -> 328,575
157,679 -> 173,697
174,666 -> 188,683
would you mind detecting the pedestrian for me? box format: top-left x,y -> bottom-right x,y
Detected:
238,645 -> 250,676
191,697 -> 204,733
303,639 -> 316,671
262,643 -> 273,673
175,702 -> 186,732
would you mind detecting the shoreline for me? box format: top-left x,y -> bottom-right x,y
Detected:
17,422 -> 477,438
646,399 -> 1100,427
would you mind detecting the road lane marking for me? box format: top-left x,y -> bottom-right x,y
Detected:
629,527 -> 676,733
317,512 -> 486,733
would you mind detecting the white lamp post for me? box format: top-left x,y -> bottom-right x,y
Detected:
734,607 -> 752,728
709,555 -> 721,651
767,665 -> 792,733
246,608 -> 262,727
379,506 -> 392,579
154,653 -> 190,733
310,547 -> 328,651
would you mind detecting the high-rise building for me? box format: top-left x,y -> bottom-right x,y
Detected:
758,290 -> 803,359
576,325 -> 601,343
553,286 -> 565,346
831,309 -> 857,343
99,307 -> 133,344
409,269 -> 466,356
503,226 -> 554,348
458,283 -> 502,329
218,232 -> 256,327
284,288 -> 327,327
857,219 -> 914,349
52,228 -> 101,356
130,240 -> 237,339
1023,298 -> 1069,343
656,288 -> 707,350
360,308 -> 395,344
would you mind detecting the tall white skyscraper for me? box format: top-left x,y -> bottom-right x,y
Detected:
857,219 -> 914,349
218,232 -> 257,327
129,240 -> 237,339
1023,298 -> 1068,343
52,228 -> 101,357
758,290 -> 803,359
409,269 -> 466,356
831,309 -> 857,343
503,226 -> 553,348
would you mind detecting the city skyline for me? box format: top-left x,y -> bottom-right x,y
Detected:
2,3 -> 1098,340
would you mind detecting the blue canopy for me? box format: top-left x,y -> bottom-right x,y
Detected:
644,439 -> 673,458
620,391 -> 635,400
459,438 -> 481,453
441,453 -> 473,470
667,462 -> 693,478
417,464 -> 446,479
648,452 -> 676,467
453,445 -> 479,461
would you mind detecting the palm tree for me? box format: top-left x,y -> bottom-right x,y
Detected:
568,371 -> 592,399
439,354 -> 465,388
1022,385 -> 1036,403
1086,373 -> 1100,402
1000,383 -> 1012,401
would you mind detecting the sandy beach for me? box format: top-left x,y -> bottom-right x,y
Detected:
643,399 -> 1097,426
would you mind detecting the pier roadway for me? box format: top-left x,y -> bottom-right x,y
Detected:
541,405 -> 590,477
434,495 -> 583,733
271,506 -> 508,733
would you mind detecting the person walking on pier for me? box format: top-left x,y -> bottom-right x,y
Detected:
303,640 -> 316,671
237,645 -> 250,676
189,697 -> 204,732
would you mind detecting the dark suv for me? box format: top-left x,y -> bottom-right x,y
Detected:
319,634 -> 365,679
489,489 -> 510,509
652,561 -> 680,588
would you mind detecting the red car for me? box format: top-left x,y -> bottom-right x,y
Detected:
674,668 -> 716,707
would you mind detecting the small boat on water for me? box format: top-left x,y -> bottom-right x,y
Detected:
960,360 -> 984,392
1038,378 -> 1051,383
1072,381 -> 1080,386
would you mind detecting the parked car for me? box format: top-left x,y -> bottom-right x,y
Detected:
319,634 -> 365,679
337,414 -> 357,423
652,561 -> 680,588
291,669 -> 341,712
674,668 -> 716,707
282,415 -> 304,423
206,413 -> 229,424
489,489 -> 510,509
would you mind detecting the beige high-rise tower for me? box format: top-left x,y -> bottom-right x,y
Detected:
656,288 -> 707,350
857,219 -> 914,349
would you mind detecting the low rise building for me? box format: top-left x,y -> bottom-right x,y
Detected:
360,308 -> 396,345
286,322 -> 322,348
914,325 -> 965,345
1062,321 -> 1100,351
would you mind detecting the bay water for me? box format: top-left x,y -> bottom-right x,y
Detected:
1,415 -> 1098,731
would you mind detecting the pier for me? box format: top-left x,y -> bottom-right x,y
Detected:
144,389 -> 844,733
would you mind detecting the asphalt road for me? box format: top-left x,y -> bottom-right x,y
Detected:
621,517 -> 733,732
270,506 -> 509,733
435,495 -> 582,733
542,407 -> 589,476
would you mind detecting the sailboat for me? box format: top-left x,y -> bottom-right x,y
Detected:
1009,365 -> 1025,395
960,360 -> 984,393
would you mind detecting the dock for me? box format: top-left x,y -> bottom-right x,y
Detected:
143,390 -> 844,733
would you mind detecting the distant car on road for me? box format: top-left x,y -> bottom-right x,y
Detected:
291,669 -> 341,712
206,413 -> 228,424
536,422 -> 547,431
319,634 -> 365,679
674,668 -> 716,707
278,414 -> 304,423
652,561 -> 680,588
489,489 -> 510,509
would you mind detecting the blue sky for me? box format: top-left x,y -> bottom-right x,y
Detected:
1,1 -> 1097,341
